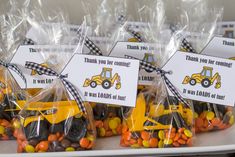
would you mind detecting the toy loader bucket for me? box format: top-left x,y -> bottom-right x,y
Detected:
115,82 -> 121,90
182,76 -> 190,84
83,79 -> 91,87
215,82 -> 221,89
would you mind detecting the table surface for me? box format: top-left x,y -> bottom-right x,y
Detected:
0,125 -> 235,157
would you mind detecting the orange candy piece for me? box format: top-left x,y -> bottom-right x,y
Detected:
48,134 -> 57,142
37,141 -> 49,151
173,141 -> 180,147
211,118 -> 221,127
80,138 -> 90,148
178,139 -> 186,145
195,118 -> 204,128
149,138 -> 158,148
141,131 -> 150,140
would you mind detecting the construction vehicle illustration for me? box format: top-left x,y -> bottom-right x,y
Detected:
31,63 -> 49,76
142,53 -> 155,73
17,99 -> 87,142
182,66 -> 221,89
126,94 -> 193,131
83,67 -> 121,90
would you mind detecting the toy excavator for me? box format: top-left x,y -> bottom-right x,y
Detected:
127,94 -> 193,131
83,67 -> 121,90
182,66 -> 221,89
126,94 -> 193,131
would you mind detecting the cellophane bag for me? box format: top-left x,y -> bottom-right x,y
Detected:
121,0 -> 195,148
0,1 -> 31,140
16,79 -> 95,153
80,0 -> 129,138
121,78 -> 194,148
176,0 -> 234,133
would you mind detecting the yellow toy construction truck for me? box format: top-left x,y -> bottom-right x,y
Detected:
17,99 -> 87,142
182,66 -> 221,89
126,94 -> 193,131
83,67 -> 121,90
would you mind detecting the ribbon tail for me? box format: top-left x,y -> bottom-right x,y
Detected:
61,79 -> 86,114
8,64 -> 27,88
163,75 -> 190,108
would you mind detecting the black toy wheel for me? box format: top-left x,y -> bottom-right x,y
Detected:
145,69 -> 153,73
65,118 -> 87,142
201,78 -> 211,88
189,79 -> 196,86
93,104 -> 109,120
102,80 -> 111,89
90,81 -> 97,88
24,120 -> 49,141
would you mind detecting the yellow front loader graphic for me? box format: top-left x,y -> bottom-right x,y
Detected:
126,94 -> 193,131
182,66 -> 221,89
31,63 -> 49,76
83,67 -> 121,90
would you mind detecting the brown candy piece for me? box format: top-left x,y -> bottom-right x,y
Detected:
61,139 -> 71,148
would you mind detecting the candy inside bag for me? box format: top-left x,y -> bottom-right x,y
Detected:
0,66 -> 26,140
174,0 -> 234,133
16,80 -> 95,153
121,82 -> 194,148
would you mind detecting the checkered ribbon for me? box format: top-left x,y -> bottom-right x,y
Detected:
76,29 -> 103,56
0,60 -> 27,88
125,55 -> 190,107
181,38 -> 196,53
125,26 -> 144,42
117,15 -> 144,42
25,61 -> 87,114
23,38 -> 36,45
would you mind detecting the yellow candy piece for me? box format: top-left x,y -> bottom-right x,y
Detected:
112,129 -> 117,135
66,147 -> 75,151
142,140 -> 150,148
163,139 -> 173,145
131,144 -> 140,148
206,111 -> 215,121
158,140 -> 164,148
194,112 -> 198,118
87,134 -> 95,141
229,116 -> 234,125
109,119 -> 118,129
99,127 -> 106,137
25,145 -> 35,153
158,130 -> 164,140
12,120 -> 21,129
0,126 -> 5,135
113,117 -> 121,124
184,129 -> 193,138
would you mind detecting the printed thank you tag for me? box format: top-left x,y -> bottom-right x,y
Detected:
162,51 -> 235,106
10,45 -> 76,88
202,36 -> 235,59
61,54 -> 139,107
109,42 -> 160,85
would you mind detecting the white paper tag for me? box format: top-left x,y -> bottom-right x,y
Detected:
162,51 -> 235,106
109,42 -> 161,85
10,45 -> 77,89
61,54 -> 139,107
202,36 -> 235,59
